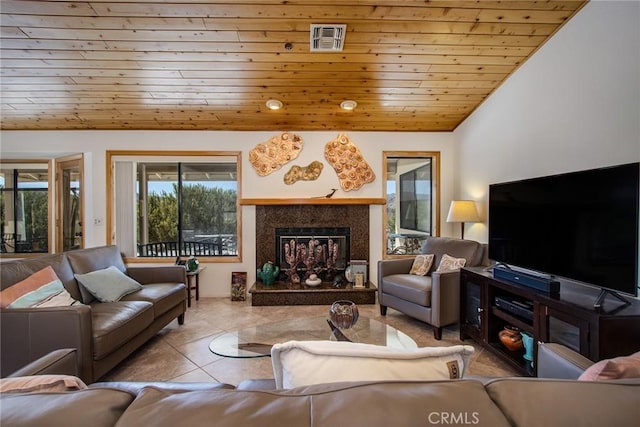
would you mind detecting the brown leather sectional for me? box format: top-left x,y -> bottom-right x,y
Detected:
0,245 -> 187,383
1,377 -> 637,427
1,338 -> 638,426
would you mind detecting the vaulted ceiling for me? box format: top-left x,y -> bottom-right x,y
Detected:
0,1 -> 587,131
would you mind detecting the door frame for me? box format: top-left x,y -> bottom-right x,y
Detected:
55,154 -> 84,253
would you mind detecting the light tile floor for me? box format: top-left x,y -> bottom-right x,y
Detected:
101,298 -> 519,386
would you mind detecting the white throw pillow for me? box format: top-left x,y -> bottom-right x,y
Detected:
271,340 -> 474,389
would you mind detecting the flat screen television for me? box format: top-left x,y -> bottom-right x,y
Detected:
488,162 -> 639,300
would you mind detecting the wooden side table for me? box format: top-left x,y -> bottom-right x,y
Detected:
186,266 -> 206,307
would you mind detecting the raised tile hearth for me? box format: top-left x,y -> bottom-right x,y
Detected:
249,281 -> 377,306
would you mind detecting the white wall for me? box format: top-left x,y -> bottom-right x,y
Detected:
0,130 -> 456,296
455,1 -> 640,243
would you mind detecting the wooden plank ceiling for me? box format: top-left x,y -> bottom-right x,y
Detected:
0,0 -> 587,131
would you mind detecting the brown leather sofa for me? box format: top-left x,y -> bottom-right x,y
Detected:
378,237 -> 487,339
0,245 -> 187,383
0,347 -> 637,427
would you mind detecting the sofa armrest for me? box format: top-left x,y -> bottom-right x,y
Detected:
429,270 -> 461,327
8,349 -> 78,378
536,342 -> 594,379
126,265 -> 186,285
378,258 -> 415,280
1,306 -> 93,383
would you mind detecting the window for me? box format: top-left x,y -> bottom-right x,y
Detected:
1,163 -> 50,254
399,163 -> 432,232
384,152 -> 440,258
107,152 -> 241,261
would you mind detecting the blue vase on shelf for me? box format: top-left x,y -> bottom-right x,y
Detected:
521,332 -> 534,365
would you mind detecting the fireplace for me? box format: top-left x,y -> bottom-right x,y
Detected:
252,204 -> 373,305
255,204 -> 369,282
275,227 -> 350,282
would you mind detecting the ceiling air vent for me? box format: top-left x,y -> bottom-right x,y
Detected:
310,24 -> 347,52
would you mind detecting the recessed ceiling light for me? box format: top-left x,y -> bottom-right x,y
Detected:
266,99 -> 283,110
340,100 -> 357,111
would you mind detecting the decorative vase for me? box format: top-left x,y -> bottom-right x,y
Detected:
186,257 -> 199,272
257,261 -> 279,285
521,332 -> 534,363
344,266 -> 355,283
498,326 -> 523,351
329,300 -> 359,329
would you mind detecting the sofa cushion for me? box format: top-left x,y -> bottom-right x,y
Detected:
380,274 -> 432,306
75,266 -> 143,303
436,254 -> 467,272
115,386 -> 313,427
409,254 -> 434,276
0,253 -> 81,301
0,266 -> 78,308
422,237 -> 482,269
91,301 -> 154,360
271,340 -> 474,389
0,375 -> 87,393
0,389 -> 134,427
578,351 -> 640,381
67,245 -> 128,303
114,381 -> 512,427
485,378 -> 640,427
120,283 -> 186,318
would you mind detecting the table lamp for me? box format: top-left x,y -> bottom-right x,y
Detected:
446,200 -> 480,239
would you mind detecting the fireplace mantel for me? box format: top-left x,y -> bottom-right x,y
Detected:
240,198 -> 386,206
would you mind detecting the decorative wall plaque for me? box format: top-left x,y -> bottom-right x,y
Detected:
249,132 -> 303,176
283,160 -> 324,185
324,134 -> 375,191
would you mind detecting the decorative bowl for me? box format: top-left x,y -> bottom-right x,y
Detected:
305,278 -> 322,286
498,326 -> 523,351
329,300 -> 359,329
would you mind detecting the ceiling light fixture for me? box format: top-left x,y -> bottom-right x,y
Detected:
266,99 -> 283,110
340,100 -> 358,111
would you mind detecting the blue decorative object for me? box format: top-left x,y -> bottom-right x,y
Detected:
257,261 -> 279,285
521,332 -> 534,363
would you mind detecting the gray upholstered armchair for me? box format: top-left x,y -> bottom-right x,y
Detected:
378,237 -> 486,340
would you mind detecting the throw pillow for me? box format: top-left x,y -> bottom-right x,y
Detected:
436,253 -> 467,272
409,254 -> 434,276
578,351 -> 640,381
74,266 -> 142,303
271,340 -> 474,389
0,375 -> 87,393
0,266 -> 78,309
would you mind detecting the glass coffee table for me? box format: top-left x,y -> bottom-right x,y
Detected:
209,316 -> 417,358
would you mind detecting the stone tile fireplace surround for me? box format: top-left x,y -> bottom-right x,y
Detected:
255,204 -> 370,281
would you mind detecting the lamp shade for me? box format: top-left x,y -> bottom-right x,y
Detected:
446,200 -> 480,223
